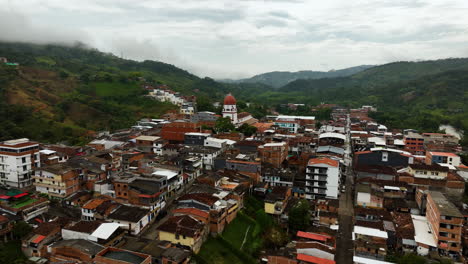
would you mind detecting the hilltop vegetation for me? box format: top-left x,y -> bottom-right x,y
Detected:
241,58 -> 468,145
223,65 -> 373,88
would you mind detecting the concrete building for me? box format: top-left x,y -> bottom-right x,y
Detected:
33,164 -> 80,198
426,191 -> 463,259
425,152 -> 461,167
0,138 -> 40,188
305,157 -> 341,200
135,136 -> 162,154
184,133 -> 210,146
258,142 -> 288,168
404,132 -> 425,155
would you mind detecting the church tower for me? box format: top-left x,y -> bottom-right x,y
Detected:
222,93 -> 238,124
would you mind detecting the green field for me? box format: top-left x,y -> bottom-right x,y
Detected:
196,197 -> 269,264
197,238 -> 245,264
222,213 -> 255,249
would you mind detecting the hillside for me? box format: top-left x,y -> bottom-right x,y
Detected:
0,42 -> 201,144
223,65 -> 373,88
258,59 -> 468,143
0,42 -> 274,144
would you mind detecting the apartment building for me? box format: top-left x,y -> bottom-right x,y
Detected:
0,138 -> 40,188
33,164 -> 80,198
305,157 -> 340,200
426,191 -> 463,259
404,132 -> 425,155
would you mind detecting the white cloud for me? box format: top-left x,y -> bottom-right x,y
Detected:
0,0 -> 467,78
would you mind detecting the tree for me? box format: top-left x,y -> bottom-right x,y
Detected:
397,254 -> 427,264
214,117 -> 235,133
288,199 -> 311,232
237,123 -> 257,137
12,221 -> 32,239
264,226 -> 288,250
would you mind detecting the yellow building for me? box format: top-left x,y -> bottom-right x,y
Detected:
264,186 -> 291,215
157,215 -> 207,253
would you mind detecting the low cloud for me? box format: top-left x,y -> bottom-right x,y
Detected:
0,9 -> 90,45
1,0 -> 468,79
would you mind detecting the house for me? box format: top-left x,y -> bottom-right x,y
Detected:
94,247 -> 152,264
184,132 -> 211,146
352,225 -> 388,260
264,186 -> 291,215
157,215 -> 208,253
305,157 -> 341,200
49,239 -> 105,263
177,192 -> 239,234
258,142 -> 288,168
33,163 -> 80,198
22,218 -> 70,257
81,197 -> 120,221
262,167 -> 295,187
116,178 -> 166,221
61,221 -> 125,247
106,205 -> 151,235
161,122 -> 201,143
0,138 -> 40,188
135,136 -> 162,153
186,146 -> 222,170
354,148 -> 413,169
39,149 -> 68,165
411,215 -> 437,256
274,115 -> 315,133
425,191 -> 463,260
161,247 -> 191,264
87,139 -> 125,151
0,190 -> 49,221
355,184 -> 383,209
425,151 -> 461,167
0,214 -> 14,242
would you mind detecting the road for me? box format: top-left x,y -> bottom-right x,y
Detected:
335,114 -> 354,264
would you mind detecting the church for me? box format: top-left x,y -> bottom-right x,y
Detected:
222,93 -> 258,127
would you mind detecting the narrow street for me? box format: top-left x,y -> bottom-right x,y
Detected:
336,114 -> 354,264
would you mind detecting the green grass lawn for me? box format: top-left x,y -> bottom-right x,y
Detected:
196,196 -> 269,264
197,238 -> 245,264
222,213 -> 255,249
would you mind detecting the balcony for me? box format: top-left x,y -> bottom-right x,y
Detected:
34,182 -> 67,190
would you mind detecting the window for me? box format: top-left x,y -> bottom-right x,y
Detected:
22,157 -> 26,163
23,165 -> 27,171
382,152 -> 388,162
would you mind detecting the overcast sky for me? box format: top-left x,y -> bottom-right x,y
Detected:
1,0 -> 468,78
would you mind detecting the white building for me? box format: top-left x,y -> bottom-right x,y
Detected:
222,93 -> 238,124
204,137 -> 226,149
305,157 -> 341,200
0,138 -> 40,188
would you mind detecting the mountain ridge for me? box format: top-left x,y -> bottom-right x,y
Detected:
220,65 -> 374,88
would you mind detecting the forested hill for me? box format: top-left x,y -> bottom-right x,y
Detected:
280,58 -> 468,93
0,42 -> 204,145
0,42 -> 272,144
223,65 -> 373,88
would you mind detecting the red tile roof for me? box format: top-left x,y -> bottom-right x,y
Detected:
297,231 -> 332,242
296,254 -> 335,264
429,152 -> 458,157
308,157 -> 339,167
173,208 -> 209,219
